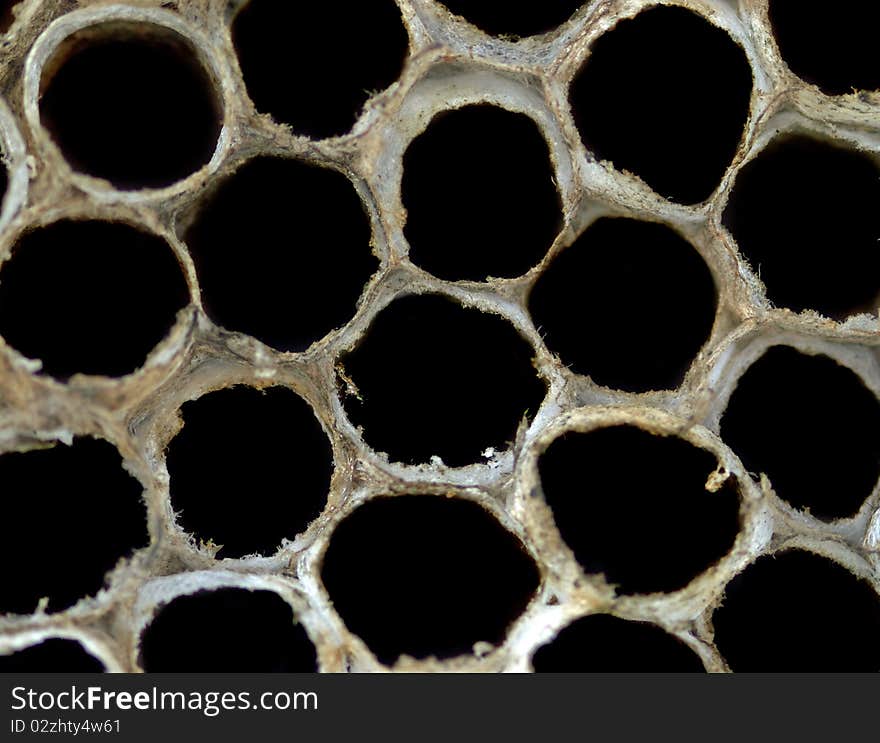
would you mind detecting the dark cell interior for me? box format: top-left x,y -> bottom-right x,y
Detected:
713,550 -> 880,671
722,135 -> 880,319
538,425 -> 741,595
0,639 -> 105,673
139,588 -> 318,672
0,220 -> 189,379
720,346 -> 880,520
532,614 -> 705,672
320,495 -> 540,665
183,156 -> 377,351
0,437 -> 149,615
165,385 -> 333,558
570,6 -> 753,204
340,294 -> 546,467
769,0 -> 880,95
402,104 -> 562,281
232,0 -> 408,138
39,23 -> 221,189
0,1 -> 16,34
0,152 -> 7,209
438,0 -> 584,37
529,217 -> 717,391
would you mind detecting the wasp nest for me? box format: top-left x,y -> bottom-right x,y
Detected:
0,0 -> 878,673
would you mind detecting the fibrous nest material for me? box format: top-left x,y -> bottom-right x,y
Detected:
0,0 -> 878,673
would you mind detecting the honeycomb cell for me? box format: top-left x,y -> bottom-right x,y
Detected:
529,217 -> 717,392
183,156 -> 377,352
0,220 -> 189,379
166,386 -> 333,558
39,22 -> 221,190
538,426 -> 741,595
0,639 -> 105,672
570,6 -> 752,204
402,105 -> 562,281
438,0 -> 583,38
0,438 -> 149,615
139,588 -> 317,672
720,346 -> 880,520
232,0 -> 408,138
340,294 -> 546,466
532,614 -> 705,672
722,135 -> 880,319
769,0 -> 880,95
320,495 -> 540,665
713,550 -> 880,671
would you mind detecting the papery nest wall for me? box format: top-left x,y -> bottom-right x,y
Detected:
0,0 -> 878,673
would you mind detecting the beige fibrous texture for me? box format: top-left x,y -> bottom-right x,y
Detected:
0,0 -> 877,672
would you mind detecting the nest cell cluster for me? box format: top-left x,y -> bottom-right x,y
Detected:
0,0 -> 878,672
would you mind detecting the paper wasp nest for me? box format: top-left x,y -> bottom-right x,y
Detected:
0,0 -> 878,672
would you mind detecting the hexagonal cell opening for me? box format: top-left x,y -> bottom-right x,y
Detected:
0,639 -> 105,672
339,294 -> 546,467
720,346 -> 880,520
713,550 -> 880,671
182,156 -> 377,352
769,0 -> 880,95
39,22 -> 222,190
402,104 -> 562,281
532,614 -> 705,672
320,495 -> 540,665
0,438 -> 149,615
139,588 -> 317,672
438,1 -> 583,39
722,135 -> 880,319
538,425 -> 741,595
166,385 -> 333,558
570,6 -> 752,204
529,217 -> 717,392
232,0 -> 408,138
0,220 -> 189,379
